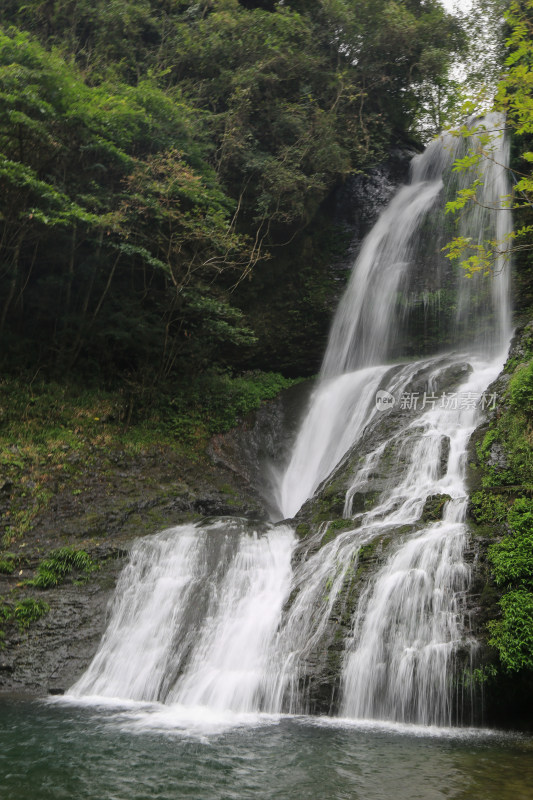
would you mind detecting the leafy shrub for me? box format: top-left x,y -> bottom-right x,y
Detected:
489,498 -> 533,588
509,361 -> 533,414
163,370 -> 300,441
489,534 -> 533,589
488,590 -> 533,673
508,497 -> 533,536
0,597 -> 49,632
29,548 -> 97,589
0,556 -> 15,575
12,598 -> 49,630
470,491 -> 508,525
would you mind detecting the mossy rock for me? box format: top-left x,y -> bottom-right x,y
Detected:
349,490 -> 382,515
295,522 -> 311,539
320,518 -> 354,547
421,493 -> 452,522
311,494 -> 346,524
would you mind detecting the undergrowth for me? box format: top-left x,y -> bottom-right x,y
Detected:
27,548 -> 97,589
474,332 -> 533,676
0,370 -> 299,547
0,597 -> 50,643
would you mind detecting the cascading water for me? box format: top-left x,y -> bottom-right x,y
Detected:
269,113 -> 512,724
70,519 -> 296,709
277,113 -> 511,519
68,114 -> 511,727
339,358 -> 504,725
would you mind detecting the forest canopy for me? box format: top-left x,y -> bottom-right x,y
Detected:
0,0 -> 464,387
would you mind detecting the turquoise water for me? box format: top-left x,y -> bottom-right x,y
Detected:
1,698 -> 532,800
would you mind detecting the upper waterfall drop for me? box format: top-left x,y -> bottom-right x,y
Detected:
277,114 -> 511,520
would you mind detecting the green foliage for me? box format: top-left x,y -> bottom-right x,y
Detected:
489,498 -> 533,589
0,0 -> 464,384
162,370 -> 300,441
471,664 -> 499,685
29,547 -> 97,589
0,555 -> 15,574
489,589 -> 533,673
0,597 -> 49,632
508,495 -> 533,534
444,180 -> 483,214
0,25 -> 257,381
445,0 -> 533,279
12,598 -> 50,630
460,663 -> 499,689
509,361 -> 533,414
470,490 -> 508,525
468,326 -> 533,684
476,415 -> 533,489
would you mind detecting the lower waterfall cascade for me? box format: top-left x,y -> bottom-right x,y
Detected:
67,114 -> 512,727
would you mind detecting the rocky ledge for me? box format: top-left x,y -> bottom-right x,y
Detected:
0,442 -> 266,696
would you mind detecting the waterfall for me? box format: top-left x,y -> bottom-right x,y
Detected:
339,358 -> 503,724
69,519 -> 295,709
68,115 -> 511,726
270,112 -> 511,724
277,113 -> 511,520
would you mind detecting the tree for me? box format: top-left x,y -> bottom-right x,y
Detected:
0,0 -> 468,381
443,0 -> 533,281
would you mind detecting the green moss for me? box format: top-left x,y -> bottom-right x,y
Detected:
319,518 -> 354,547
359,539 -> 380,561
312,493 -> 346,524
349,490 -> 382,514
295,522 -> 311,539
355,539 -> 380,579
421,494 -> 452,522
320,528 -> 336,547
328,518 -> 352,531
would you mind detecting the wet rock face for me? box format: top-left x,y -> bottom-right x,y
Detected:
0,442 -> 267,697
0,553 -> 125,695
294,357 -> 471,528
421,494 -> 452,522
288,531 -> 394,715
487,441 -> 508,470
209,381 -> 314,519
331,148 -> 417,270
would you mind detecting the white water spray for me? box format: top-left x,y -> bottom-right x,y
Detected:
69,520 -> 295,710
